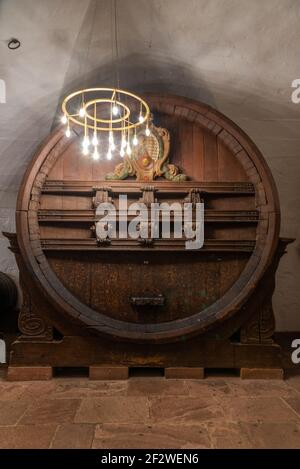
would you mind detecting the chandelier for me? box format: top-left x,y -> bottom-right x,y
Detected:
61,87 -> 151,160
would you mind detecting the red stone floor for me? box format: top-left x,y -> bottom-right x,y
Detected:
0,370 -> 300,448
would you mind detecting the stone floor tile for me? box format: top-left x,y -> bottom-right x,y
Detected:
51,424 -> 95,449
127,378 -> 187,397
285,375 -> 300,394
0,401 -> 29,425
75,397 -> 150,424
240,422 -> 300,449
0,374 -> 299,449
0,424 -> 57,449
15,381 -> 57,401
149,397 -> 224,423
226,379 -> 299,398
92,423 -> 211,449
207,421 -> 253,448
221,397 -> 300,423
185,380 -> 231,398
0,383 -> 27,401
282,397 -> 300,418
50,380 -> 128,399
20,399 -> 81,425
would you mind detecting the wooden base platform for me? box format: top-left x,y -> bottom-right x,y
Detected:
8,335 -> 283,367
7,366 -> 53,381
6,334 -> 285,381
6,365 -> 284,381
240,367 -> 284,380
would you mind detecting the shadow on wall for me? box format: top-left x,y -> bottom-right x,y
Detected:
52,0 -> 299,125
52,50 -> 299,128
52,53 -> 217,127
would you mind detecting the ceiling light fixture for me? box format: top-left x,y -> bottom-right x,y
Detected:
61,88 -> 150,157
60,0 -> 152,160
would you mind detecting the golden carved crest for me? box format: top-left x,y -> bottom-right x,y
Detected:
106,123 -> 186,182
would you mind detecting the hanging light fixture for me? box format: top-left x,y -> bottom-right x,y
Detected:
60,0 -> 152,160
61,88 -> 150,158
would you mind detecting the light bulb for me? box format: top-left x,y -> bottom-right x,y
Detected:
92,147 -> 100,160
121,136 -> 127,148
109,131 -> 114,144
82,147 -> 89,156
126,143 -> 132,156
82,135 -> 90,147
107,149 -> 112,160
111,141 -> 116,151
139,115 -> 144,123
92,133 -> 98,146
65,128 -> 71,138
79,107 -> 85,117
120,148 -> 125,158
112,105 -> 119,116
132,135 -> 138,146
61,115 -> 67,124
145,127 -> 151,137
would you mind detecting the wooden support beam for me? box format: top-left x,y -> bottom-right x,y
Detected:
42,179 -> 255,195
240,368 -> 284,380
7,366 -> 53,381
39,238 -> 256,252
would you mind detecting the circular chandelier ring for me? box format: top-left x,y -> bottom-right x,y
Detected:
62,87 -> 150,132
84,98 -> 131,124
66,116 -> 145,132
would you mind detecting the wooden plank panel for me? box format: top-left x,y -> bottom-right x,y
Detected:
47,148 -> 63,179
179,119 -> 194,177
219,255 -> 248,297
39,194 -> 63,210
158,114 -> 182,170
43,141 -> 64,210
52,252 -> 236,323
217,139 -> 248,182
192,124 -> 204,181
203,132 -> 218,181
62,144 -> 80,181
47,255 -> 91,306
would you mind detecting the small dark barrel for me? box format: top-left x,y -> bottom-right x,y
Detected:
0,272 -> 18,311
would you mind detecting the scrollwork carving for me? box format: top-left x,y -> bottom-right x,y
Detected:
18,281 -> 52,340
106,123 -> 186,182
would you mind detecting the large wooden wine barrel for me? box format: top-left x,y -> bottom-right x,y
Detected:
6,94 -> 290,378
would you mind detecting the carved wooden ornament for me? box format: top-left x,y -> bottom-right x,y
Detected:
106,122 -> 187,182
